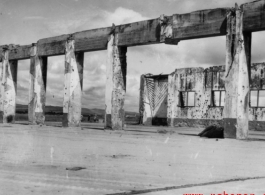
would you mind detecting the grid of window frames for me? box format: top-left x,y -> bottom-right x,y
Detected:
205,70 -> 226,107
177,72 -> 196,108
250,90 -> 265,107
178,91 -> 195,107
211,90 -> 225,107
178,69 -> 226,108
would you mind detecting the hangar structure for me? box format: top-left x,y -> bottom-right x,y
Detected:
1,1 -> 265,139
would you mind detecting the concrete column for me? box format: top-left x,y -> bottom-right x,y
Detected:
0,49 -> 17,123
28,44 -> 47,124
167,72 -> 176,127
105,34 -> 114,129
105,33 -> 127,130
224,4 -> 251,139
224,8 -> 237,138
62,38 -> 84,127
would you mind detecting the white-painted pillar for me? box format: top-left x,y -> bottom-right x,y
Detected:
167,72 -> 176,127
0,48 -> 17,123
62,38 -> 84,127
224,5 -> 251,139
105,33 -> 127,130
29,44 -> 47,124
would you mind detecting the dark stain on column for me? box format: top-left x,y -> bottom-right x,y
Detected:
224,118 -> 237,138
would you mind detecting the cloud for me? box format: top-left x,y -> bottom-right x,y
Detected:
46,19 -> 87,35
84,86 -> 105,98
164,0 -> 251,14
23,16 -> 45,20
103,7 -> 149,25
16,60 -> 30,105
18,59 -> 30,71
45,7 -> 149,35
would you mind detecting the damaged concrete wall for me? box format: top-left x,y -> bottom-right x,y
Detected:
141,63 -> 265,130
168,66 -> 225,128
140,75 -> 168,126
249,63 -> 265,130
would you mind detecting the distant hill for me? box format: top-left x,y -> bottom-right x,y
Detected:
16,104 -> 139,117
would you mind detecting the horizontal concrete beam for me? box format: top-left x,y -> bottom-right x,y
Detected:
37,18 -> 162,57
243,0 -> 265,32
171,8 -> 228,40
0,44 -> 32,61
2,0 -> 265,60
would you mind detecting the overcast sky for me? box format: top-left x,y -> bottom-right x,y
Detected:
0,0 -> 264,112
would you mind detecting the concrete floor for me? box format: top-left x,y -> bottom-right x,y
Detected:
0,122 -> 265,195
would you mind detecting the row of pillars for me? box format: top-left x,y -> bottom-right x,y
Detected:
0,5 -> 253,138
0,33 -> 127,130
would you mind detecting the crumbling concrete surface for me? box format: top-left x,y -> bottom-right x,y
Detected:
1,123 -> 265,194
167,66 -> 225,128
142,63 -> 265,130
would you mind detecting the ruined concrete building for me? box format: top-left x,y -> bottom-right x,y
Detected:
139,63 -> 265,133
1,0 -> 265,139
